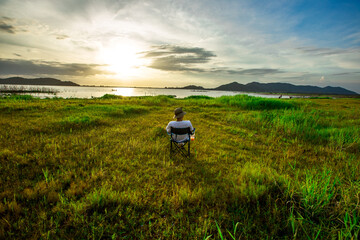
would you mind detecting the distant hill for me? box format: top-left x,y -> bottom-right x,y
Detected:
0,77 -> 80,86
181,85 -> 205,90
214,81 -> 358,95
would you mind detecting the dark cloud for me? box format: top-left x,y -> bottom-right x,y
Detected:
296,47 -> 360,56
0,58 -> 109,76
208,67 -> 282,75
142,45 -> 216,72
0,21 -> 16,34
227,68 -> 282,75
330,71 -> 360,76
142,45 -> 282,76
0,17 -> 26,34
56,34 -> 69,40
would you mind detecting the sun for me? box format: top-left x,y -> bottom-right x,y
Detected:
99,43 -> 147,78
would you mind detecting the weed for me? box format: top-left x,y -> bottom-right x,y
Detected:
301,168 -> 339,218
339,211 -> 360,239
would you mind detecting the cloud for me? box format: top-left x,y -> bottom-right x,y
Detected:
208,67 -> 283,75
142,45 -> 284,77
0,17 -> 16,34
296,47 -> 359,56
330,71 -> 360,76
56,34 -> 69,40
142,45 -> 216,72
0,16 -> 29,34
346,32 -> 360,45
229,68 -> 283,75
0,58 -> 109,76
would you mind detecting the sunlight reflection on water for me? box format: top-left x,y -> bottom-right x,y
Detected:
0,85 -> 289,99
113,87 -> 134,96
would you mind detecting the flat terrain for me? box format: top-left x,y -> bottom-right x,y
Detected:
0,94 -> 359,239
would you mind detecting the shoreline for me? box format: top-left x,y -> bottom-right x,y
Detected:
1,84 -> 359,99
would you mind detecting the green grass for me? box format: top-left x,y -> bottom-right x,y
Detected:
216,94 -> 298,110
0,95 -> 359,239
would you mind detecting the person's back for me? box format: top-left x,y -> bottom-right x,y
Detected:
166,108 -> 194,142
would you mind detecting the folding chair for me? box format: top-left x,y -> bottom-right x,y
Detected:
169,127 -> 195,158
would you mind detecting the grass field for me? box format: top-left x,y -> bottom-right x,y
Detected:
0,94 -> 359,239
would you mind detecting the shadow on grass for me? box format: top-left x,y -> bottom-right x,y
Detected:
162,152 -> 294,238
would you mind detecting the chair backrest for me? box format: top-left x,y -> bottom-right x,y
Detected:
170,127 -> 191,135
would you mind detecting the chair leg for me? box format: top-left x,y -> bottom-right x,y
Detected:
170,141 -> 191,159
170,141 -> 172,157
188,141 -> 190,158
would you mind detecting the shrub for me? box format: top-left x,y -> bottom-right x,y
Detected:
184,95 -> 214,100
99,94 -> 123,99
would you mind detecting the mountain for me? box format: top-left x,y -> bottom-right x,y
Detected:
0,77 -> 80,86
214,81 -> 358,95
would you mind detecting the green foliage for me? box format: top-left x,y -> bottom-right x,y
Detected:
259,109 -> 360,148
300,168 -> 339,217
99,94 -> 123,99
184,95 -> 214,100
216,94 -> 298,110
309,96 -> 332,99
339,211 -> 360,239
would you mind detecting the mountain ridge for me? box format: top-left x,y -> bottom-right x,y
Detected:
184,81 -> 357,95
1,77 -> 357,95
0,77 -> 80,86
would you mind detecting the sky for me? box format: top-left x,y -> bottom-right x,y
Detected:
0,0 -> 360,93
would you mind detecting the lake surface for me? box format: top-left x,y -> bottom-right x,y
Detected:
0,84 -> 289,99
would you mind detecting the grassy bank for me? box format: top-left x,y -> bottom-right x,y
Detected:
0,94 -> 359,239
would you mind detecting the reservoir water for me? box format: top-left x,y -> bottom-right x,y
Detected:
0,85 -> 288,99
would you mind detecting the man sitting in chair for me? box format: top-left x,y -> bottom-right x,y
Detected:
166,107 -> 194,144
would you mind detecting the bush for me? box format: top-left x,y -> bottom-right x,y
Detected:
99,94 -> 123,99
184,95 -> 214,100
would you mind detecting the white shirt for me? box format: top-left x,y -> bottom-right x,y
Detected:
166,120 -> 194,142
